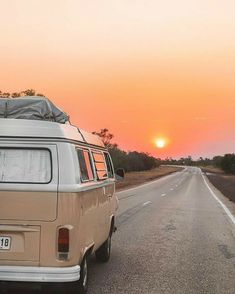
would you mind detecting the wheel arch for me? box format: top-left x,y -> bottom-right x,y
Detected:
80,243 -> 94,264
110,214 -> 115,235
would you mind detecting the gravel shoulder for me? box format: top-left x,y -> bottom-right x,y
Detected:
202,167 -> 235,203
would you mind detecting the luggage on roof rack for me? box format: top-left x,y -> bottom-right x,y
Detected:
0,96 -> 69,124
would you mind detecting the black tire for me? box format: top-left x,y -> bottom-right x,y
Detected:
77,254 -> 89,294
95,234 -> 111,263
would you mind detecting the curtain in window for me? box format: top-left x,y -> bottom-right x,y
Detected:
0,149 -> 51,183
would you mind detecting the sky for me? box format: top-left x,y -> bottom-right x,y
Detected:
0,0 -> 235,159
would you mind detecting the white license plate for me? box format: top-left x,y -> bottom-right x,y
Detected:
0,236 -> 11,250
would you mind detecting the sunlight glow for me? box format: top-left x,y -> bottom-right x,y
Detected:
155,138 -> 166,149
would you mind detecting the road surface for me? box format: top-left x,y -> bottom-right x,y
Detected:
88,167 -> 235,294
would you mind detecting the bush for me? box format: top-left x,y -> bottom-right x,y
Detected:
220,154 -> 235,174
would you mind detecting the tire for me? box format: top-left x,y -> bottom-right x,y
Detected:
95,234 -> 112,263
77,254 -> 89,294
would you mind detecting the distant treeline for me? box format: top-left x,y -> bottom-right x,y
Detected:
163,155 -> 235,174
94,129 -> 235,174
0,89 -> 45,98
109,147 -> 160,172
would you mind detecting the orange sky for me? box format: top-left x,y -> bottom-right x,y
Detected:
1,0 -> 235,158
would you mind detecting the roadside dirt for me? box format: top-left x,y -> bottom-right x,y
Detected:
202,167 -> 235,203
116,166 -> 182,191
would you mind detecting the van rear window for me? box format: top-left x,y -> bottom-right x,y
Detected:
0,148 -> 52,183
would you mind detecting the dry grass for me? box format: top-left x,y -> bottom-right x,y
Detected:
201,166 -> 224,174
116,166 -> 183,191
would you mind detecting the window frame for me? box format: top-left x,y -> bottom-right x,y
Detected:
91,150 -> 108,181
76,147 -> 95,183
0,147 -> 52,184
104,152 -> 114,179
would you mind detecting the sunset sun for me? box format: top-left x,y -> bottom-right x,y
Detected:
155,138 -> 166,149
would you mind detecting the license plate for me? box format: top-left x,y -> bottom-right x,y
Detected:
0,236 -> 11,250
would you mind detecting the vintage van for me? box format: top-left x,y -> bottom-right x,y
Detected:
0,117 -> 121,293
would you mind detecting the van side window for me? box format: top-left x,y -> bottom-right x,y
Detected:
77,149 -> 94,182
92,151 -> 108,180
104,152 -> 114,178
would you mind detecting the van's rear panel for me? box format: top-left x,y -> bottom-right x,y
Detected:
0,191 -> 57,221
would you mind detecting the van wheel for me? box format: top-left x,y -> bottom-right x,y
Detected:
77,254 -> 89,293
95,235 -> 111,262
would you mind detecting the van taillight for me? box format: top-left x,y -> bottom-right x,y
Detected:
58,227 -> 69,260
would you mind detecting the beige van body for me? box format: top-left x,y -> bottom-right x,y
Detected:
0,118 -> 118,283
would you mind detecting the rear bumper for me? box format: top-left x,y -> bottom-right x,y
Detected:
0,265 -> 80,282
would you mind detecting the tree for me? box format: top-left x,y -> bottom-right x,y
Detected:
220,154 -> 235,174
109,146 -> 128,170
92,128 -> 116,148
212,156 -> 223,168
11,92 -> 21,98
0,91 -> 10,98
21,89 -> 36,96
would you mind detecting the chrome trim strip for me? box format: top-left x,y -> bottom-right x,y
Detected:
0,265 -> 80,282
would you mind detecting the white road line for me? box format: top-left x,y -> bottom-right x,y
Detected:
143,201 -> 152,206
202,174 -> 235,225
161,193 -> 166,197
170,188 -> 174,191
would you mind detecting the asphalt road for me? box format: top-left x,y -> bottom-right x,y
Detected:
88,167 -> 235,294
0,167 -> 234,294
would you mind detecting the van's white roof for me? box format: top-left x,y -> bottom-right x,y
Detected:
0,118 -> 105,147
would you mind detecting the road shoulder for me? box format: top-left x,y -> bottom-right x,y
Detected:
202,172 -> 235,229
